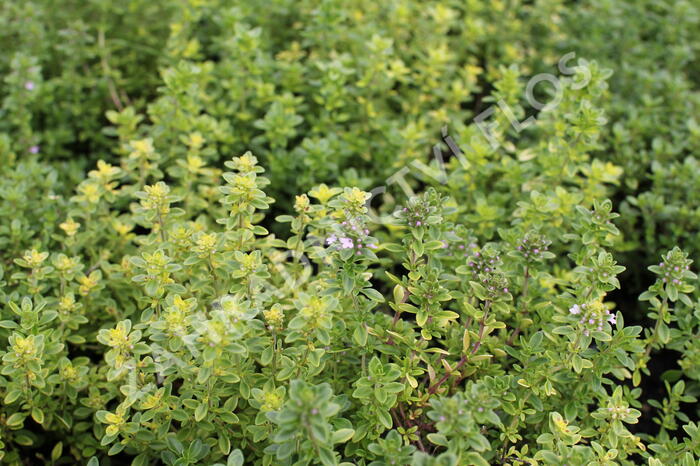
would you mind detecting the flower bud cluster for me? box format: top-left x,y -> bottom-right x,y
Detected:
263,304 -> 285,331
479,271 -> 510,299
464,247 -> 501,279
141,182 -> 172,216
516,232 -> 552,262
393,189 -> 443,228
398,204 -> 429,227
192,232 -> 218,258
606,405 -> 632,420
657,248 -> 692,285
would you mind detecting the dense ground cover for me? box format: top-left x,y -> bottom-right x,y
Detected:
1,0 -> 699,464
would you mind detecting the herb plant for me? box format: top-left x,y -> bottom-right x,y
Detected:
1,1 -> 700,465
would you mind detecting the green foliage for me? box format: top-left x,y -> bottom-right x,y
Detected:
1,0 -> 700,465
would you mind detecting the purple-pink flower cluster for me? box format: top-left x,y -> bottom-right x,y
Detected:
325,217 -> 377,255
658,261 -> 690,284
569,302 -> 616,336
399,205 -> 426,227
441,239 -> 479,258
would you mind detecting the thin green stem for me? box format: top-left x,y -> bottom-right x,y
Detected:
643,296 -> 668,361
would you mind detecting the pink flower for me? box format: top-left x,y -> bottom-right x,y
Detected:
25,81 -> 35,91
29,145 -> 40,154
